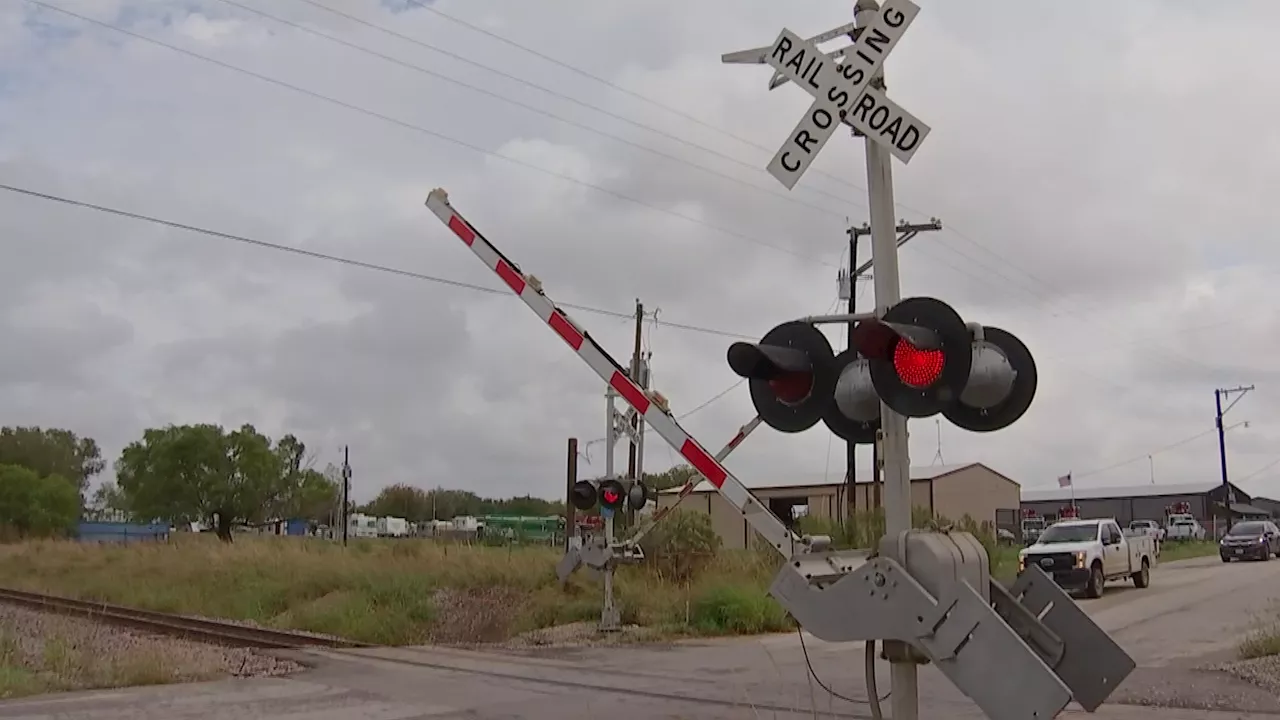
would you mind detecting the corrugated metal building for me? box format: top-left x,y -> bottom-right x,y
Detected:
1253,497 -> 1280,518
655,463 -> 1019,550
1019,481 -> 1271,535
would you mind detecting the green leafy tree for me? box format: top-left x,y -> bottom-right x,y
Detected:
643,464 -> 699,492
115,423 -> 316,542
0,426 -> 104,496
288,469 -> 341,523
0,464 -> 81,538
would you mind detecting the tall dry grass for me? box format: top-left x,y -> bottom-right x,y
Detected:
0,534 -> 790,645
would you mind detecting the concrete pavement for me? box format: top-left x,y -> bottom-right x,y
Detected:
2,555 -> 1279,719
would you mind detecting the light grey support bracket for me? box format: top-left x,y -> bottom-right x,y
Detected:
999,566 -> 1136,712
770,531 -> 1075,720
556,536 -> 646,585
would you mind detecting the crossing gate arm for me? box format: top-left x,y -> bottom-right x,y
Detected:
424,189 -> 811,558
622,415 -> 762,549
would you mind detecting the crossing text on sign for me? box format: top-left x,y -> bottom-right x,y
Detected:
763,0 -> 923,189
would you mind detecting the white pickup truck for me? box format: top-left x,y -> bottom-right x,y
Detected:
1018,518 -> 1158,598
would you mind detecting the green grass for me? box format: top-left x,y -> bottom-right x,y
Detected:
1158,539 -> 1220,563
0,531 -> 1204,648
0,620 -> 198,700
0,535 -> 788,645
1239,601 -> 1280,660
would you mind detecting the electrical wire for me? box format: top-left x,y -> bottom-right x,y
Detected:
239,0 -> 863,220
1028,420 -> 1253,486
385,0 -> 1223,377
0,182 -> 755,339
796,623 -> 890,706
25,0 -> 833,268
20,2 -> 1226,383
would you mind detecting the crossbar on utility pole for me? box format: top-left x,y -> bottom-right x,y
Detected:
844,218 -> 942,518
1215,384 -> 1254,531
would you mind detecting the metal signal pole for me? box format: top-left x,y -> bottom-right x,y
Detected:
627,299 -> 644,526
340,445 -> 351,548
1215,384 -> 1253,528
854,1 -> 917,717
846,218 -> 941,516
565,437 -> 578,552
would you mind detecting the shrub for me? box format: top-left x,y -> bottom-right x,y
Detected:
639,509 -> 721,583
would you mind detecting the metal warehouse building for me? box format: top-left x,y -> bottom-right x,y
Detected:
1019,481 -> 1272,537
656,463 -> 1020,550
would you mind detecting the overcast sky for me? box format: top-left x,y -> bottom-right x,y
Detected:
3,0 -> 1280,505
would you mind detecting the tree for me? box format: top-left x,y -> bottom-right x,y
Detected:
0,464 -> 80,538
114,423 -> 317,542
88,481 -> 131,518
643,464 -> 699,492
0,426 -> 104,496
288,469 -> 340,524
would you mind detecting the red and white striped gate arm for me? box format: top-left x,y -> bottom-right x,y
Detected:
424,189 -> 800,555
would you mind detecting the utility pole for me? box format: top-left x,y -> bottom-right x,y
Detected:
626,299 -> 644,527
1215,384 -> 1253,529
340,446 -> 351,548
565,437 -> 578,552
845,218 -> 942,514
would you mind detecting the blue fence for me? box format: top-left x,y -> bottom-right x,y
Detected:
76,521 -> 170,544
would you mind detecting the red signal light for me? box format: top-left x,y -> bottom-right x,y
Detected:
602,489 -> 620,504
768,372 -> 813,404
892,339 -> 945,388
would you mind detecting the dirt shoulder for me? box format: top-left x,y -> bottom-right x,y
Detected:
0,604 -> 299,700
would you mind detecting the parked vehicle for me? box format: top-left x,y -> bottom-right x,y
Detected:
1018,518 -> 1157,599
1128,520 -> 1165,553
1021,510 -> 1047,546
1219,520 -> 1280,562
1164,513 -> 1206,541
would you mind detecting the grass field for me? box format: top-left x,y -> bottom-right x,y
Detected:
0,535 -> 793,645
0,535 -> 1221,647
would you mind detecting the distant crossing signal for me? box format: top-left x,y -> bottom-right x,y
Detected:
571,478 -> 649,513
570,480 -> 598,512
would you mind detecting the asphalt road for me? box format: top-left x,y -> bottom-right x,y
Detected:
3,555 -> 1279,720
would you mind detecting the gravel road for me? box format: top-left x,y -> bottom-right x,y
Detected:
0,604 -> 299,698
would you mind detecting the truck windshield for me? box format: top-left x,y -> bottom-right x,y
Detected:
1037,523 -> 1099,544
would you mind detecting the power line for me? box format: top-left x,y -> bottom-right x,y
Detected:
26,0 -> 832,268
25,1 -> 1224,379
281,0 -> 1099,319
283,0 -> 862,216
1067,422 -> 1252,482
0,182 -> 755,340
393,1 -> 1220,376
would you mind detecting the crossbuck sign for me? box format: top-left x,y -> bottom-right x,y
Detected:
732,0 -> 932,190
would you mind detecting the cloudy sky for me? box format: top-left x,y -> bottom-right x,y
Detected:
3,0 -> 1280,505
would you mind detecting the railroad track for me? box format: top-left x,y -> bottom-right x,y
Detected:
0,587 -> 372,650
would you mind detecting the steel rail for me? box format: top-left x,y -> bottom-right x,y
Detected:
0,587 -> 371,649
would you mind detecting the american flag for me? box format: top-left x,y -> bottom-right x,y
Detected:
1057,473 -> 1073,488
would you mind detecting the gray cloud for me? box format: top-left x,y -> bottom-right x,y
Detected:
3,0 -> 1280,505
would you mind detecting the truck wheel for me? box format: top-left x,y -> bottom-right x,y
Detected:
1085,563 -> 1105,599
1131,558 -> 1150,588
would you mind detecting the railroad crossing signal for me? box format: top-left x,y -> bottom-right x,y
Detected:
727,321 -> 879,443
569,478 -> 650,513
728,298 -> 1037,437
724,0 -> 931,189
850,297 -> 1038,430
